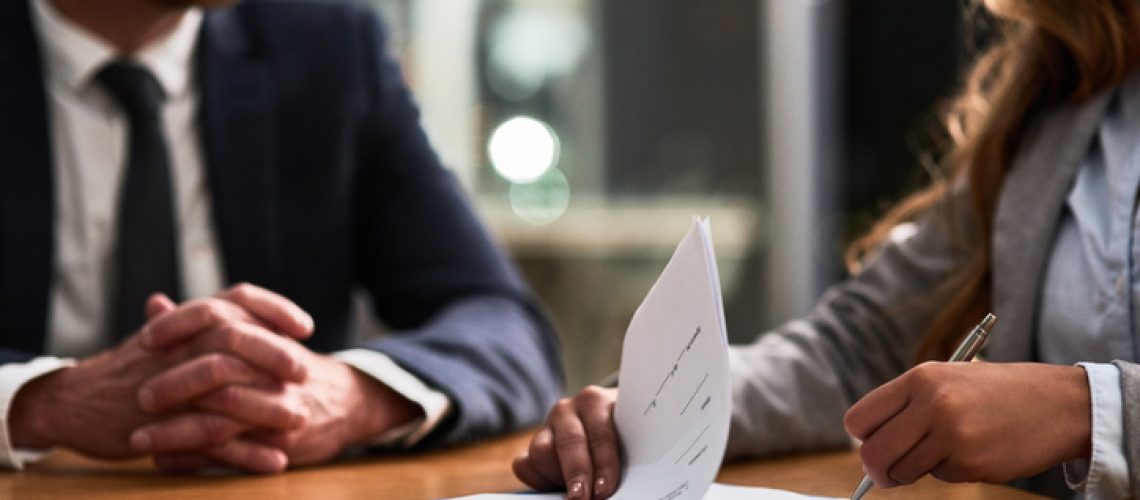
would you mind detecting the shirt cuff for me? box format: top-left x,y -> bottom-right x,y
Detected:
0,356 -> 76,469
333,348 -> 452,447
1064,362 -> 1130,498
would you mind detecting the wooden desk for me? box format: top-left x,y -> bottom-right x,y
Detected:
0,433 -> 1043,499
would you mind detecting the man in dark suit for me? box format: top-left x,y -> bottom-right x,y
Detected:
0,0 -> 562,472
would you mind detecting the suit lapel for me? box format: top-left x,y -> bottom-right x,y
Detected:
987,92 -> 1113,361
197,10 -> 280,289
0,0 -> 54,354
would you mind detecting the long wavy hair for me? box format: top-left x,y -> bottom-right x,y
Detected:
845,0 -> 1140,361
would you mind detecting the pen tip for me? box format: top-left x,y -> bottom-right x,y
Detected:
981,313 -> 997,330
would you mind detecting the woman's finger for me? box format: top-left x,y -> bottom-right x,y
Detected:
576,387 -> 620,498
512,454 -> 561,491
548,399 -> 594,499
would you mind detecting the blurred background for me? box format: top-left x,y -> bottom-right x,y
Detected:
357,0 -> 966,391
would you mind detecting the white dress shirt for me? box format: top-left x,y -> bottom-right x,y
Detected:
0,0 -> 450,469
1036,71 -> 1140,498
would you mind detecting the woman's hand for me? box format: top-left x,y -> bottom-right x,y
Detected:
512,386 -> 621,499
844,362 -> 1092,488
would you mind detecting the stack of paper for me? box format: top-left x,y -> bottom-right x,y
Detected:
452,219 -> 839,500
610,217 -> 730,500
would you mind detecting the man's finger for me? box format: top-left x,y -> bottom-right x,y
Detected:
203,439 -> 289,474
140,299 -> 246,349
130,412 -> 248,453
240,429 -> 293,451
138,354 -> 275,412
146,293 -> 177,321
217,283 -> 314,341
153,453 -> 221,474
194,385 -> 308,430
183,322 -> 308,382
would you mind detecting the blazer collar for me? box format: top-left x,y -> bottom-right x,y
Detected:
987,91 -> 1114,361
0,0 -> 55,354
197,7 -> 280,289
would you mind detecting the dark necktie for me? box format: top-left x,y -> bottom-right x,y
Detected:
96,61 -> 183,338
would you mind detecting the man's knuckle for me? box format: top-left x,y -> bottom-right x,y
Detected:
229,283 -> 255,300
267,403 -> 294,427
284,406 -> 307,427
198,416 -> 228,443
201,352 -> 226,366
215,387 -> 240,410
222,324 -> 248,352
201,354 -> 231,383
198,301 -> 227,324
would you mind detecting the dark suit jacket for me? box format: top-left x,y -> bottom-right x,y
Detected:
0,0 -> 562,447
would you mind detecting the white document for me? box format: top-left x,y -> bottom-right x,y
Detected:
449,220 -> 839,500
455,484 -> 837,500
610,217 -> 730,500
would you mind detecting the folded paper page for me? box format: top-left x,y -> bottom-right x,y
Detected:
448,219 -> 840,500
455,484 -> 839,499
611,217 -> 729,500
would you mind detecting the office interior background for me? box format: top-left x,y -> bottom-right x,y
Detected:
358,0 -> 966,390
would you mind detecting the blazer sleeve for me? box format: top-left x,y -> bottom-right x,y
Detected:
725,187 -> 976,459
1112,361 -> 1140,496
344,8 -> 563,447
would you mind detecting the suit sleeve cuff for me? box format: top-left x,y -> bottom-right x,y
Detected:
333,348 -> 452,447
1064,362 -> 1130,498
0,357 -> 75,469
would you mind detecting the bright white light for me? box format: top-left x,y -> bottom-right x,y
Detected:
488,116 -> 559,183
888,222 -> 918,243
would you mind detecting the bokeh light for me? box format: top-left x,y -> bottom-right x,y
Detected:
488,116 -> 560,183
509,168 -> 571,225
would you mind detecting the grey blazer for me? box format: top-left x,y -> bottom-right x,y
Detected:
725,90 -> 1140,497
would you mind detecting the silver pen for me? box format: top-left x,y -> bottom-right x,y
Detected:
849,313 -> 997,500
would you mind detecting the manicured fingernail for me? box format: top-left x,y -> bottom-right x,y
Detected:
131,430 -> 152,452
138,388 -> 155,411
568,480 -> 585,499
594,477 -> 609,497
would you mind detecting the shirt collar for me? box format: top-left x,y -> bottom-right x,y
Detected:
30,0 -> 203,99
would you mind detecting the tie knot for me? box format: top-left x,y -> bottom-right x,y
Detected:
96,61 -> 165,122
